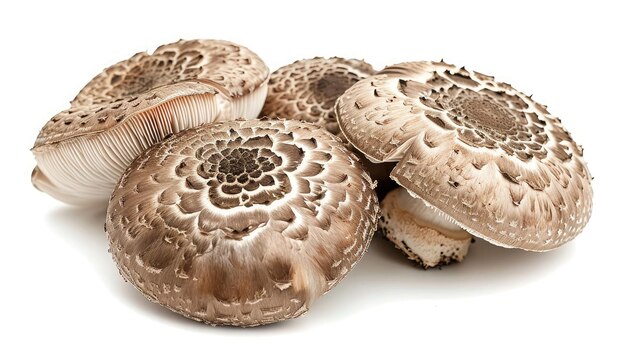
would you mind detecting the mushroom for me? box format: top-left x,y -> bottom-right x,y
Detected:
260,57 -> 395,194
32,39 -> 269,205
261,57 -> 375,137
105,119 -> 379,326
336,61 -> 593,268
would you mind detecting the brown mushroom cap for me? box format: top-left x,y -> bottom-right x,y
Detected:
261,57 -> 375,137
260,57 -> 395,194
32,39 -> 269,205
336,61 -> 593,251
105,119 -> 379,326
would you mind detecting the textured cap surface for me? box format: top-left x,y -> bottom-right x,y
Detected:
105,119 -> 379,326
35,39 -> 269,148
336,61 -> 593,251
261,57 -> 375,137
260,57 -> 395,192
32,39 -> 269,205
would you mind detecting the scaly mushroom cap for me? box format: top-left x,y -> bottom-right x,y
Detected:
336,61 -> 593,251
260,57 -> 395,192
261,57 -> 375,137
105,119 -> 379,326
32,39 -> 269,205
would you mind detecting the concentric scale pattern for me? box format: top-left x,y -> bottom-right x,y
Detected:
35,39 -> 268,147
336,61 -> 593,251
31,39 -> 269,205
416,80 -> 551,163
106,119 -> 379,326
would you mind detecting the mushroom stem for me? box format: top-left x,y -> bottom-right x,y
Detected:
379,187 -> 472,269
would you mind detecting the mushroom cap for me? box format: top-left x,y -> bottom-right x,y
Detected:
260,57 -> 395,194
261,57 -> 375,137
32,39 -> 269,205
336,61 -> 593,251
105,119 -> 379,326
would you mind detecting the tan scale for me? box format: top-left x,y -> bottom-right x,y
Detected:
336,61 -> 593,267
32,39 -> 269,205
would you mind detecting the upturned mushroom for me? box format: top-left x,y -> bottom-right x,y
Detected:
32,39 -> 269,205
260,57 -> 395,194
336,61 -> 593,268
105,119 -> 379,326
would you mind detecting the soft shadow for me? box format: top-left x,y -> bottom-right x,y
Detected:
46,206 -> 305,333
306,232 -> 575,323
47,206 -> 574,330
46,206 -> 208,329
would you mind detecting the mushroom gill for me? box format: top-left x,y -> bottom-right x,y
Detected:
336,60 -> 593,267
105,119 -> 379,326
32,39 -> 269,205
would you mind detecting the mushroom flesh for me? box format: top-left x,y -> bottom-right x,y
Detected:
380,188 -> 471,268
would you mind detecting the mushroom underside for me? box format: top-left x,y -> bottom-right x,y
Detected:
379,187 -> 472,268
32,86 -> 266,205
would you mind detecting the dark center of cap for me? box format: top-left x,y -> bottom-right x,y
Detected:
421,87 -> 551,162
314,73 -> 356,101
458,98 -> 516,133
198,146 -> 283,205
194,136 -> 305,210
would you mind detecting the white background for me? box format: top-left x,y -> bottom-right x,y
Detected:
1,1 -> 624,350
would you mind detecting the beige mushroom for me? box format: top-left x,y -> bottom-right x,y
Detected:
260,57 -> 395,194
32,39 -> 269,205
105,119 -> 379,326
261,57 -> 375,137
336,61 -> 593,268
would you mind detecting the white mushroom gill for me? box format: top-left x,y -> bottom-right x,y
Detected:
232,81 -> 269,121
32,93 -> 231,205
379,187 -> 472,268
32,39 -> 271,206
